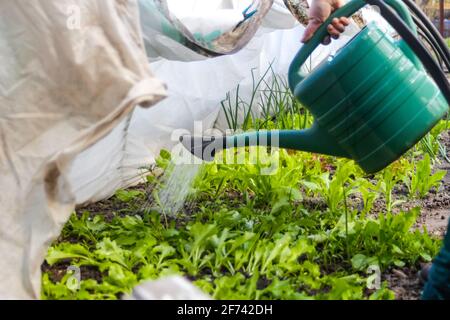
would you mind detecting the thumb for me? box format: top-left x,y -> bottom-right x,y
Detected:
301,19 -> 322,43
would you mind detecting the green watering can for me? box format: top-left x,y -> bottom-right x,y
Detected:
181,0 -> 450,173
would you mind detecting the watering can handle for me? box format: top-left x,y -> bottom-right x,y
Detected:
288,0 -> 419,93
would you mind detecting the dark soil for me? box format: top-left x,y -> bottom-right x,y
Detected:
383,131 -> 450,300
383,267 -> 423,300
41,261 -> 104,283
75,185 -> 150,222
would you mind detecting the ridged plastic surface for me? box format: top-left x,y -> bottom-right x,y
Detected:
293,23 -> 447,173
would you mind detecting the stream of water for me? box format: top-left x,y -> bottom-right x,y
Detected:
155,161 -> 202,215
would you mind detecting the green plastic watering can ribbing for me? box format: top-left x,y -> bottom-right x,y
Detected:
224,0 -> 447,173
288,0 -> 421,91
181,0 -> 448,174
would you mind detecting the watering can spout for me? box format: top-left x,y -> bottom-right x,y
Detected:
273,124 -> 350,158
180,124 -> 349,162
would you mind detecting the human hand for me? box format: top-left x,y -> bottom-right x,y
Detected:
301,0 -> 350,44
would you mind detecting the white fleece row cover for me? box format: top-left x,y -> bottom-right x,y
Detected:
0,0 -> 377,299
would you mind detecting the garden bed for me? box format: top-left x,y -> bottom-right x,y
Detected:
41,131 -> 450,300
41,72 -> 450,300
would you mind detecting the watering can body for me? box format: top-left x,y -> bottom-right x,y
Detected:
181,0 -> 449,174
289,21 -> 447,173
